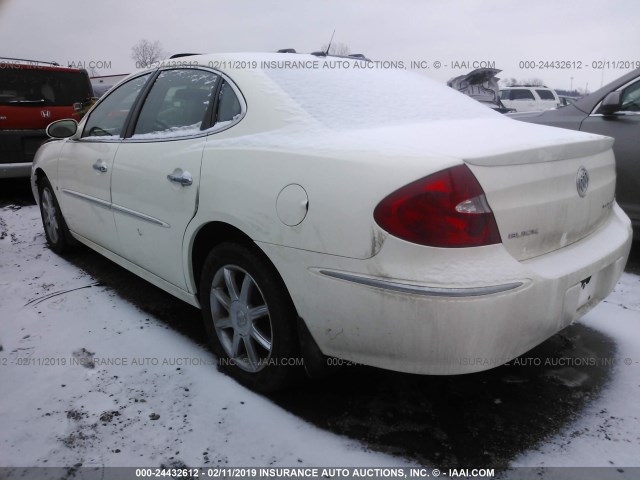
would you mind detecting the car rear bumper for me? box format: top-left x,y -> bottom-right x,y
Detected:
0,129 -> 47,178
617,201 -> 640,239
258,203 -> 632,375
0,162 -> 32,179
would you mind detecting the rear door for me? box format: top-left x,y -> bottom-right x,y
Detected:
57,73 -> 151,251
579,78 -> 640,226
110,68 -> 220,290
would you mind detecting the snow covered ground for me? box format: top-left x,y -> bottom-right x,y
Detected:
1,202 -> 639,474
0,204 -> 410,468
512,276 -> 640,467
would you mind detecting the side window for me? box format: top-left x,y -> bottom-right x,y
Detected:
215,80 -> 242,124
536,89 -> 555,101
499,90 -> 510,100
511,89 -> 535,100
133,69 -> 218,138
620,81 -> 640,112
82,74 -> 150,138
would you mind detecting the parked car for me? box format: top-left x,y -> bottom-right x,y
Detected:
31,53 -> 632,392
499,85 -> 561,112
510,68 -> 640,236
448,68 -> 515,113
90,73 -> 130,98
0,57 -> 94,178
558,95 -> 579,107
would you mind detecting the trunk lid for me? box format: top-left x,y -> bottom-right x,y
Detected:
457,121 -> 616,261
328,118 -> 616,261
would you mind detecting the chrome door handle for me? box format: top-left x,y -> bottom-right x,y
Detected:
92,160 -> 108,173
167,170 -> 193,186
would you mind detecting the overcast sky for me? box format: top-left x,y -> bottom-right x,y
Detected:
1,0 -> 638,92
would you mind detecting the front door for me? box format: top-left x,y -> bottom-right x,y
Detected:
110,69 -> 218,290
58,73 -> 151,251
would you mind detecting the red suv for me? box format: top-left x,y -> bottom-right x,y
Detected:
0,58 -> 94,178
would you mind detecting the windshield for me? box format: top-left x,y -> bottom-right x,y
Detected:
263,61 -> 497,129
0,67 -> 93,106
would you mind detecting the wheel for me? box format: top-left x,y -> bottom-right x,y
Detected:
38,177 -> 76,254
200,243 -> 301,392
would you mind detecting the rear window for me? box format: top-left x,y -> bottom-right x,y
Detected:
536,89 -> 556,100
0,67 -> 92,106
264,62 -> 496,129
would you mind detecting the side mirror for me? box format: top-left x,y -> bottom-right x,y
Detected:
46,119 -> 78,139
598,91 -> 622,116
73,102 -> 83,112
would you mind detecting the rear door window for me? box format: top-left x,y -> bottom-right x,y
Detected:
510,89 -> 535,100
132,69 -> 218,139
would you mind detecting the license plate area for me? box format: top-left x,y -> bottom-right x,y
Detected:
562,256 -> 626,326
577,275 -> 596,309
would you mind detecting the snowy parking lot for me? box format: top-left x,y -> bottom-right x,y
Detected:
1,183 -> 640,478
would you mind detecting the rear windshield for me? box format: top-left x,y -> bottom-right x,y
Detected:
0,67 -> 92,106
263,61 -> 497,129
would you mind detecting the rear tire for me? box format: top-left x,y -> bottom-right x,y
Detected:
200,243 -> 301,392
38,177 -> 76,254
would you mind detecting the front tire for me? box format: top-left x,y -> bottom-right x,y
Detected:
200,243 -> 301,392
38,177 -> 76,254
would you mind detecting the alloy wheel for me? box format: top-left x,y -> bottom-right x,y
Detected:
209,265 -> 273,372
41,187 -> 60,244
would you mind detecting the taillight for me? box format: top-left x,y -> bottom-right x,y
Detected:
374,164 -> 501,248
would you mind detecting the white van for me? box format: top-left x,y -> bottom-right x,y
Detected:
500,86 -> 560,112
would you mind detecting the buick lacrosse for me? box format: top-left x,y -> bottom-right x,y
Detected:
32,53 -> 632,391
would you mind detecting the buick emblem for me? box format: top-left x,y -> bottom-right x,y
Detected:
40,110 -> 51,119
576,166 -> 589,198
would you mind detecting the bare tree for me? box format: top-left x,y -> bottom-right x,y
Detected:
131,39 -> 167,68
521,77 -> 545,86
500,77 -> 518,87
320,42 -> 351,56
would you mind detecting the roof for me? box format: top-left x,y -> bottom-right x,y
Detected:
138,52 -> 369,75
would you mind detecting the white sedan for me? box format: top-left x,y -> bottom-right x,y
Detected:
32,53 -> 632,392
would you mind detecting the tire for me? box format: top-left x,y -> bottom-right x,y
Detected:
200,242 -> 301,392
38,177 -> 76,254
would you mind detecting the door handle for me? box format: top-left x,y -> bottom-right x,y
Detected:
92,160 -> 108,173
167,169 -> 193,186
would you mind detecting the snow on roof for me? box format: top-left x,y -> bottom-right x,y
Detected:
141,53 -> 497,128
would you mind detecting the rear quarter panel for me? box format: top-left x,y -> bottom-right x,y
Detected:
191,129 -> 458,260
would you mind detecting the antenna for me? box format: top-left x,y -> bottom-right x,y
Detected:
325,29 -> 336,56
